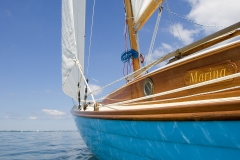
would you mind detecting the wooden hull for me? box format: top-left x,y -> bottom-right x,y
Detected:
72,114 -> 240,160
102,40 -> 240,105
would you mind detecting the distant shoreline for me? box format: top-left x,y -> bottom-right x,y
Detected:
0,130 -> 78,132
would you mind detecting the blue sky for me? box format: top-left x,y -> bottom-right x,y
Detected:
0,0 -> 239,131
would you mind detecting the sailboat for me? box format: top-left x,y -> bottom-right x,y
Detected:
62,0 -> 240,159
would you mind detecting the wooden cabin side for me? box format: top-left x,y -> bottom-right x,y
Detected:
102,41 -> 240,105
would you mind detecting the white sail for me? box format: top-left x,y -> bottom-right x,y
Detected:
131,0 -> 151,23
62,0 -> 86,101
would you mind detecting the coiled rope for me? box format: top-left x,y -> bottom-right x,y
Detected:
121,49 -> 139,63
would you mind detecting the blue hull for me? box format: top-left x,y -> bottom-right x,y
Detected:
73,116 -> 240,160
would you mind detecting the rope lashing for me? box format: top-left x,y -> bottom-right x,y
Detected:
121,49 -> 139,63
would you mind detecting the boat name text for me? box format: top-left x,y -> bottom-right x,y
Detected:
184,61 -> 237,85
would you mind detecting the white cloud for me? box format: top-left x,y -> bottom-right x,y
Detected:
42,109 -> 65,116
186,0 -> 240,34
29,116 -> 37,120
88,84 -> 102,96
161,43 -> 174,52
146,43 -> 175,67
170,23 -> 199,45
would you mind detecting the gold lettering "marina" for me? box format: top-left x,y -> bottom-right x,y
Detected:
184,61 -> 237,85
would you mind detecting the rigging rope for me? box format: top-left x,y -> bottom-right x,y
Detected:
146,7 -> 163,66
124,18 -> 129,51
86,0 -> 96,75
165,0 -> 184,47
163,7 -> 227,28
123,0 -> 132,76
84,73 -> 119,90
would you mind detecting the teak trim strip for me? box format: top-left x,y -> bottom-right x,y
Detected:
71,99 -> 240,121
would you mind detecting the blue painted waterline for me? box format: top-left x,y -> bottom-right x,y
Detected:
73,115 -> 240,160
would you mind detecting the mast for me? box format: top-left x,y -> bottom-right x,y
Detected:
124,0 -> 164,73
124,0 -> 141,72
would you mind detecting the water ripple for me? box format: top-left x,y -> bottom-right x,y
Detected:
0,131 -> 98,160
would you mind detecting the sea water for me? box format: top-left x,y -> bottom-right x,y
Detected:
0,131 -> 98,160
